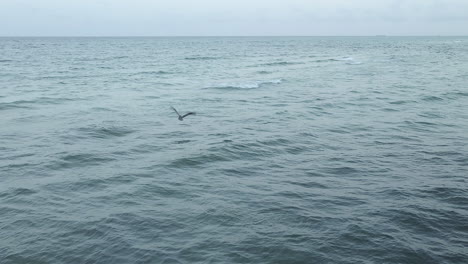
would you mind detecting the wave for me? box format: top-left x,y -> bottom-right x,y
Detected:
443,91 -> 468,99
204,79 -> 283,90
47,153 -> 115,169
422,95 -> 443,102
0,59 -> 14,63
310,57 -> 362,65
312,58 -> 337,63
0,97 -> 84,110
133,70 -> 172,75
335,57 -> 362,65
184,56 -> 220,60
77,125 -> 135,139
112,56 -> 129,59
0,188 -> 38,199
0,101 -> 34,110
257,61 -> 304,67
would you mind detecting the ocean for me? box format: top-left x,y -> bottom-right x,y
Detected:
1,37 -> 467,263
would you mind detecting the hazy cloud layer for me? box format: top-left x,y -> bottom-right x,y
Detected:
1,0 -> 467,36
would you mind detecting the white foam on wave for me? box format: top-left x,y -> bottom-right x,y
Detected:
336,56 -> 362,65
205,79 -> 283,90
337,57 -> 354,61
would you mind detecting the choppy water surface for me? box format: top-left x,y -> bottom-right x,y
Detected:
1,37 -> 468,263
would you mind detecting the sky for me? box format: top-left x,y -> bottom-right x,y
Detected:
1,0 -> 467,36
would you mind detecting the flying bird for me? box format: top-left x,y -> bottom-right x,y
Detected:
171,106 -> 196,121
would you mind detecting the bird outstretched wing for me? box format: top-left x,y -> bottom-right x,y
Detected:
182,112 -> 196,118
171,106 -> 181,117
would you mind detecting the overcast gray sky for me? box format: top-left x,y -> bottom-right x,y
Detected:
1,0 -> 467,36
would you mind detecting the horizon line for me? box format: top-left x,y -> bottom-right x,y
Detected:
1,35 -> 467,38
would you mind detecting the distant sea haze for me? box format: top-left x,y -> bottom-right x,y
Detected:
1,37 -> 467,264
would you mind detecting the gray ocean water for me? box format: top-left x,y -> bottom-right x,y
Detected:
1,37 -> 468,263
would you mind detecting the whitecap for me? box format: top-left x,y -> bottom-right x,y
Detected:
336,57 -> 362,65
204,79 -> 283,90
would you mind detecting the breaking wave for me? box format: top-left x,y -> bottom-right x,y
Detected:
204,79 -> 283,90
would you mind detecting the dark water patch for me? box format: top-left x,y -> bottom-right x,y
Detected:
418,112 -> 443,119
376,188 -> 411,200
37,96 -> 80,104
133,70 -> 172,75
384,208 -> 446,235
213,141 -> 277,161
257,61 -> 304,67
62,222 -> 111,241
69,66 -> 86,70
225,242 -> 326,264
324,195 -> 368,207
137,184 -> 198,201
112,55 -> 129,59
165,153 -> 230,169
143,95 -> 160,99
449,91 -> 468,97
257,137 -> 291,147
104,212 -> 186,231
152,82 -> 177,87
0,162 -> 33,171
0,59 -> 14,63
47,153 -> 115,170
454,157 -> 468,166
416,187 -> 468,207
77,125 -> 135,139
90,106 -> 114,112
184,56 -> 220,60
0,101 -> 34,110
0,188 -> 38,199
285,180 -> 329,189
46,178 -> 110,193
0,206 -> 27,215
220,167 -> 261,177
61,153 -> 114,164
324,166 -> 360,176
0,97 -> 82,110
414,121 -> 438,126
98,66 -> 113,69
175,140 -> 191,144
0,152 -> 35,161
419,150 -> 462,157
327,128 -> 350,134
389,100 -> 413,105
284,145 -> 308,155
298,132 -> 317,138
106,173 -> 143,185
311,58 -> 336,63
382,107 -> 399,112
193,207 -> 243,227
270,103 -> 288,107
335,224 -> 379,245
130,144 -> 164,154
422,95 -> 444,102
391,135 -> 424,143
257,70 -> 272,74
105,193 -> 143,207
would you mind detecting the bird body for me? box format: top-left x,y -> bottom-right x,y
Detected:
171,106 -> 195,121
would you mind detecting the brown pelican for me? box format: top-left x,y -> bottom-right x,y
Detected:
171,106 -> 196,121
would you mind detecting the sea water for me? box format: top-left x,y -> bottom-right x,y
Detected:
1,37 -> 467,263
